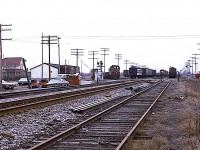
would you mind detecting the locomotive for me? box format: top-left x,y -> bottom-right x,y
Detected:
169,67 -> 177,78
104,65 -> 120,80
160,69 -> 169,77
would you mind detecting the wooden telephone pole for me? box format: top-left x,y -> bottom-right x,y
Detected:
0,24 -> 12,90
41,35 -> 57,80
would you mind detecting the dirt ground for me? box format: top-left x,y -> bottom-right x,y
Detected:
126,78 -> 200,150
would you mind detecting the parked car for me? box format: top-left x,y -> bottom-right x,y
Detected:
46,78 -> 69,87
18,78 -> 31,85
2,80 -> 17,89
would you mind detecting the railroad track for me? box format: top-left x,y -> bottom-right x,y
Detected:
0,80 -> 147,116
27,80 -> 170,150
0,80 -> 126,99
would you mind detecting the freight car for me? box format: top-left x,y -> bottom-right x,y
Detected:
104,65 -> 120,80
169,67 -> 177,78
123,70 -> 129,77
129,66 -> 156,78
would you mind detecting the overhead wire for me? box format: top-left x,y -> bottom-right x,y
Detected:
5,34 -> 200,44
78,56 -> 92,70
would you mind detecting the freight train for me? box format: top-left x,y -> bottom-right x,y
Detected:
129,66 -> 156,78
104,65 -> 120,80
169,67 -> 177,78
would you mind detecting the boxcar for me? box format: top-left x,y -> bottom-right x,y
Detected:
129,66 -> 138,78
123,70 -> 129,77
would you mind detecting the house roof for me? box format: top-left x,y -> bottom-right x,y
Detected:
30,63 -> 78,70
30,63 -> 59,70
2,57 -> 23,67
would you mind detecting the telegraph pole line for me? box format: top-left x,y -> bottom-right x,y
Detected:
192,53 -> 200,73
88,51 -> 99,79
71,48 -> 84,67
41,35 -> 57,80
124,59 -> 130,70
115,54 -> 122,66
0,24 -> 12,91
100,48 -> 109,73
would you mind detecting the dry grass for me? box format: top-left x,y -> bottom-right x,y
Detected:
126,78 -> 200,149
125,137 -> 169,150
178,78 -> 200,149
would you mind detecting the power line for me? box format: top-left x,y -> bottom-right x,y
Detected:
78,57 -> 92,70
60,34 -> 200,40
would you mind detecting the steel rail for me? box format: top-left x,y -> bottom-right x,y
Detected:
28,80 -> 164,150
115,80 -> 171,150
0,80 -> 128,99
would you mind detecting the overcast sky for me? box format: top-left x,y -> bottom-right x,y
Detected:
1,0 -> 200,73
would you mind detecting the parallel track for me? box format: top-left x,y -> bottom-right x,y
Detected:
0,80 -> 145,116
0,80 -> 126,99
28,80 -> 170,150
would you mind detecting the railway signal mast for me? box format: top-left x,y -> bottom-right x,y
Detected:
0,24 -> 12,91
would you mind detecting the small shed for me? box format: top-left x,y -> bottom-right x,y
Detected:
30,63 -> 58,79
30,63 -> 80,80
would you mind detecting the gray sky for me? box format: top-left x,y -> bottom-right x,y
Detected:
1,0 -> 200,73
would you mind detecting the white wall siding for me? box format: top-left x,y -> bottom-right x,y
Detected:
31,64 -> 58,79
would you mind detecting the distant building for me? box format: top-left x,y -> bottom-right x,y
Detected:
30,63 -> 80,79
2,57 -> 28,80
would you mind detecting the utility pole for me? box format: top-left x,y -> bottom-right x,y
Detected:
41,35 -> 58,80
115,54 -> 122,66
0,24 -> 12,91
71,48 -> 84,67
190,57 -> 195,77
187,60 -> 191,77
88,51 -> 98,79
41,33 -> 44,78
57,37 -> 61,74
100,48 -> 109,73
124,59 -> 130,70
192,54 -> 200,73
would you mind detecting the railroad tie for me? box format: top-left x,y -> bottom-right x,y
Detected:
0,132 -> 15,139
